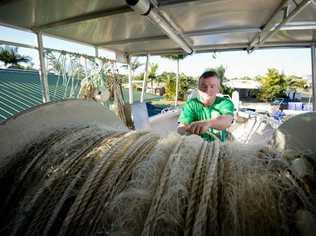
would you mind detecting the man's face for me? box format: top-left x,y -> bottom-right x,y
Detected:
198,76 -> 220,104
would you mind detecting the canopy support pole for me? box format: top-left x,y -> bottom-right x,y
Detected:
127,56 -> 133,104
141,53 -> 150,103
36,32 -> 50,103
175,58 -> 179,106
95,46 -> 99,57
312,43 -> 316,111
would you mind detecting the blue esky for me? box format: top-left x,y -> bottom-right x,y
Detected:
0,25 -> 312,79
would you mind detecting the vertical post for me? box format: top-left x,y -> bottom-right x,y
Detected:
36,32 -> 50,103
175,58 -> 179,106
312,43 -> 316,111
141,54 -> 150,103
95,46 -> 99,57
127,55 -> 133,104
232,90 -> 240,113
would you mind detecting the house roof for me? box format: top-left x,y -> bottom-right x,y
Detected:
0,69 -> 160,122
0,69 -> 80,121
224,79 -> 261,89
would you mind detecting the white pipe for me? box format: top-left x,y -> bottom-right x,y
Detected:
248,0 -> 312,51
36,32 -> 50,103
0,40 -> 37,50
126,0 -> 193,54
141,53 -> 150,103
95,46 -> 99,57
312,44 -> 316,111
175,58 -> 179,106
128,57 -> 133,104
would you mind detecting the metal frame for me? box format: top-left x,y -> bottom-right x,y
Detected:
32,0 -> 199,31
1,0 -> 315,109
248,0 -> 313,52
0,39 -> 37,50
129,41 -> 313,56
1,1 -> 314,56
126,0 -> 193,54
33,6 -> 132,31
127,55 -> 133,104
140,53 -> 150,103
0,38 -> 116,63
95,46 -> 99,57
175,58 -> 179,106
0,22 -> 118,62
0,30 -> 117,104
31,0 -> 197,30
36,32 -> 50,103
312,43 -> 316,111
248,0 -> 289,51
96,27 -> 261,47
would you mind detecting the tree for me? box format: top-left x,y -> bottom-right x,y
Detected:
258,68 -> 287,101
286,75 -> 306,90
255,75 -> 263,81
285,75 -> 307,100
162,72 -> 197,100
162,72 -> 176,99
121,58 -> 143,78
148,63 -> 158,91
0,46 -> 32,69
161,54 -> 188,105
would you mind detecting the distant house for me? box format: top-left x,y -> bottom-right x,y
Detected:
127,81 -> 166,96
302,75 -> 312,88
224,79 -> 261,98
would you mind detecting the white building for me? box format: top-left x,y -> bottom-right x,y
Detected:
224,80 -> 261,98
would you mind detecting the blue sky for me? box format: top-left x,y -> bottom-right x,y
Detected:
0,25 -> 312,79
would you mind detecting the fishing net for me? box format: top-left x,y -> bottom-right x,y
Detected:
0,127 -> 315,236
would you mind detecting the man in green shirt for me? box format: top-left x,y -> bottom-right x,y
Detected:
177,71 -> 234,142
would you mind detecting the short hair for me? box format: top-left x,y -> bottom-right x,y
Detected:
199,70 -> 218,86
200,70 -> 218,80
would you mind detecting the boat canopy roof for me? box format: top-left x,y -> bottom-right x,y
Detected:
0,0 -> 315,57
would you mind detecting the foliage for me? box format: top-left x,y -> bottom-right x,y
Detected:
257,69 -> 308,102
162,72 -> 197,100
286,75 -> 307,91
255,75 -> 263,81
148,63 -> 158,79
133,72 -> 144,81
130,59 -> 143,72
161,54 -> 191,100
148,63 -> 158,89
258,68 -> 287,101
121,58 -> 143,77
231,76 -> 253,80
0,46 -> 32,68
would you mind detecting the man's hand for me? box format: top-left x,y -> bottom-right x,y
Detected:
177,115 -> 233,136
187,120 -> 210,135
177,125 -> 189,135
177,122 -> 209,135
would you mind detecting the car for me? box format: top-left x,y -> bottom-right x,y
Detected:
271,98 -> 289,110
271,97 -> 302,109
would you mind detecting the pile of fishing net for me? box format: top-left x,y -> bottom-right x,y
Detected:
0,126 -> 315,235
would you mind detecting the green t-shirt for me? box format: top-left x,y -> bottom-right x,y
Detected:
178,96 -> 234,142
